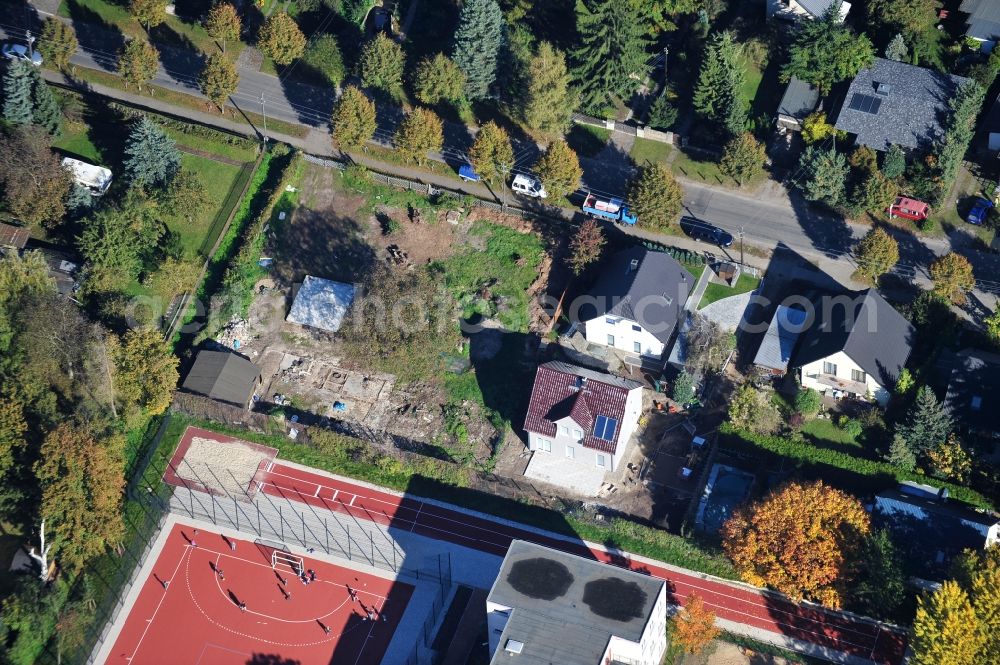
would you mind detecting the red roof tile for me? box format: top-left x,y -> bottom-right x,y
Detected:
523,362 -> 641,455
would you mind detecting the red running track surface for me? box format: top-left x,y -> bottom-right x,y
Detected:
259,463 -> 907,665
107,523 -> 412,665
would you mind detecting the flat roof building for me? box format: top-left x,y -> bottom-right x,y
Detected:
486,540 -> 667,665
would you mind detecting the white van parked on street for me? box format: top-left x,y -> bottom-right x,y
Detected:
511,174 -> 547,199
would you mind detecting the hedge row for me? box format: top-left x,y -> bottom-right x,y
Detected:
719,424 -> 992,509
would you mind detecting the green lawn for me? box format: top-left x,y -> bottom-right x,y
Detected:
739,55 -> 763,112
629,136 -> 672,167
161,126 -> 259,164
566,123 -> 610,158
699,272 -> 761,308
173,153 -> 247,257
799,418 -> 861,449
60,0 -> 237,57
53,120 -> 103,163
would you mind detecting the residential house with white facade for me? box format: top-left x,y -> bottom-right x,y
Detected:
579,246 -> 691,361
767,0 -> 849,21
522,362 -> 642,494
486,540 -> 668,665
791,288 -> 913,407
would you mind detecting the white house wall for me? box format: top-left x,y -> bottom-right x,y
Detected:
606,584 -> 668,665
527,430 -> 617,473
584,315 -> 665,357
799,350 -> 891,406
486,601 -> 511,657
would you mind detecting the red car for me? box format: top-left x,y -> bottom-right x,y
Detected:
887,196 -> 929,221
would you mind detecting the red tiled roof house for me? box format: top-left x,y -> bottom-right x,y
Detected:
522,361 -> 643,494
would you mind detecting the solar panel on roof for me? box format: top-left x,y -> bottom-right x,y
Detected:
848,93 -> 882,115
594,415 -> 619,441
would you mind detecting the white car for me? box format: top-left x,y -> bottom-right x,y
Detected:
511,173 -> 547,199
2,43 -> 42,66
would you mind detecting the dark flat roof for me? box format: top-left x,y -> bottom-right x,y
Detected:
488,540 -> 663,664
777,77 -> 820,121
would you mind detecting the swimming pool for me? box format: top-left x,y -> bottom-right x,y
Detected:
695,464 -> 755,533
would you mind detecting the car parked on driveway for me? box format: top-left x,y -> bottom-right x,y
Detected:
2,43 -> 42,66
680,217 -> 734,247
967,198 -> 993,226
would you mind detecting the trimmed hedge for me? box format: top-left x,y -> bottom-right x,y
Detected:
720,424 -> 992,509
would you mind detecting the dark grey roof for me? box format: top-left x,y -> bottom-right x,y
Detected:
944,348 -> 1000,434
488,540 -> 664,664
796,0 -> 841,19
181,350 -> 261,407
754,306 -> 808,371
777,77 -> 820,121
579,246 -> 692,344
833,58 -> 970,151
874,482 -> 999,580
961,0 -> 1000,42
791,288 -> 914,387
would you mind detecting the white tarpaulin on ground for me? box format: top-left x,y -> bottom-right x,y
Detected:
286,275 -> 355,333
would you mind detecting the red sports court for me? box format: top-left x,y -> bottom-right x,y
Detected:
105,523 -> 412,665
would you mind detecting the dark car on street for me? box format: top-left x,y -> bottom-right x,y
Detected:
680,217 -> 734,248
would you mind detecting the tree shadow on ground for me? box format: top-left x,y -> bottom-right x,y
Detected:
272,206 -> 377,286
64,0 -> 125,71
277,76 -> 337,128
149,23 -> 205,90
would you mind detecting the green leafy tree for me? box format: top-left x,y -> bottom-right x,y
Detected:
798,144 -> 848,207
640,0 -> 700,34
108,327 -> 178,426
728,384 -> 781,435
885,33 -> 907,62
568,219 -> 605,276
896,368 -> 915,394
782,7 -> 875,95
35,424 -> 126,574
331,86 -> 376,151
534,140 -> 582,199
647,92 -> 678,130
199,52 -> 239,112
627,163 -> 682,232
693,31 -> 745,136
340,0 -> 376,25
896,385 -> 953,457
0,127 -> 72,231
468,121 -> 514,184
39,17 -> 78,71
986,309 -> 1000,346
523,42 -> 576,135
129,0 -> 167,30
77,190 -> 164,286
930,252 -> 975,306
303,34 -> 345,87
911,581 -> 984,665
720,133 -> 765,186
359,33 -> 405,92
572,0 -> 649,112
159,167 -> 209,219
794,387 -> 822,417
205,2 -> 241,53
118,39 -> 159,92
2,60 -> 34,127
852,171 -> 899,216
868,0 -> 936,44
28,70 -> 60,135
413,53 -> 465,106
853,227 -> 899,284
123,115 -> 180,188
852,529 -> 906,619
394,107 -> 443,165
882,144 -> 906,179
800,111 -> 836,145
886,434 -> 917,471
451,0 -> 503,100
257,13 -> 305,65
672,369 -> 695,404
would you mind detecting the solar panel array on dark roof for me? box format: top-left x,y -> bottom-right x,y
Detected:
848,93 -> 883,114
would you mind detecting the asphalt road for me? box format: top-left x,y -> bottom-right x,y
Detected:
4,9 -> 1000,303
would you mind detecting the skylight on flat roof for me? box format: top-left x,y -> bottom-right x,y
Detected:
505,639 -> 524,654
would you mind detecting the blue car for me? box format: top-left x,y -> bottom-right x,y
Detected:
458,164 -> 480,182
967,198 -> 994,225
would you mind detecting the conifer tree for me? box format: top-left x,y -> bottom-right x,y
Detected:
29,69 -> 61,135
413,53 -> 466,106
123,116 -> 180,188
451,0 -> 503,100
895,385 -> 953,457
798,144 -> 848,207
911,581 -> 983,665
523,42 -> 576,135
885,33 -> 907,62
882,144 -> 906,179
627,163 -> 682,231
572,0 -> 648,113
693,31 -> 745,137
2,61 -> 34,127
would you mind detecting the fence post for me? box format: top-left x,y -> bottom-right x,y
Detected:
302,512 -> 306,546
324,518 -> 329,553
280,505 -> 284,541
347,526 -> 351,560
212,495 -> 217,524
370,531 -> 374,565
235,497 -> 239,530
257,503 -> 261,534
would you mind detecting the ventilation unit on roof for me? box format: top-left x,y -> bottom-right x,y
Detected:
875,82 -> 892,96
505,639 -> 524,654
628,258 -> 639,273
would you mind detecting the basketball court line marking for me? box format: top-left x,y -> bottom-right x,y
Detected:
194,642 -> 252,664
127,544 -> 190,662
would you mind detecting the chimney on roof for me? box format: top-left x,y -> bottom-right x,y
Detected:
572,376 -> 586,391
628,258 -> 639,273
875,82 -> 892,96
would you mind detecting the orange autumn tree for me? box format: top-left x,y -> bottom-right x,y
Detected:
721,480 -> 870,607
670,594 -> 720,655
